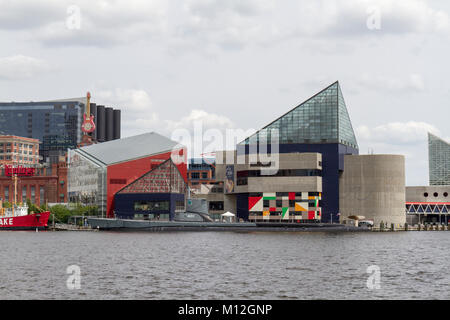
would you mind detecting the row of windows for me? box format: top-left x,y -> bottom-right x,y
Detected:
189,172 -> 209,179
424,192 -> 449,198
237,169 -> 322,186
0,155 -> 37,161
1,185 -> 46,204
237,169 -> 322,178
0,150 -> 35,155
209,201 -> 224,211
248,192 -> 321,197
0,143 -> 35,148
134,201 -> 170,212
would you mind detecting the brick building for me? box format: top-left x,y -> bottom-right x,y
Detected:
0,162 -> 68,205
188,158 -> 216,190
0,136 -> 40,166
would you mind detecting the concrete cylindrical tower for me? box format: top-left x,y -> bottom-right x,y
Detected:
339,155 -> 406,227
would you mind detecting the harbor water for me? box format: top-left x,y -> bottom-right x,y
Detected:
0,231 -> 449,300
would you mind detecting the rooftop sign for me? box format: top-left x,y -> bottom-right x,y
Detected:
4,165 -> 35,177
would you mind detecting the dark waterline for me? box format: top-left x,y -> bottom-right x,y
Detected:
0,231 -> 449,300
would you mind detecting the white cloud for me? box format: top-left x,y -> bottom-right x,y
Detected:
0,0 -> 62,30
356,121 -> 440,145
294,0 -> 450,37
94,88 -> 160,137
166,109 -> 235,132
356,73 -> 426,93
0,0 -> 168,47
356,121 -> 443,186
1,0 -> 448,50
0,55 -> 52,80
38,0 -> 169,47
94,88 -> 237,151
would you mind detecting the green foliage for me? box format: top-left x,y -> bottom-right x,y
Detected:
50,205 -> 72,223
40,203 -> 49,212
3,201 -> 12,208
49,204 -> 98,224
70,203 -> 98,216
25,198 -> 43,214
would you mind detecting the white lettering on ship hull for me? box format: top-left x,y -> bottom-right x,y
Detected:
0,218 -> 13,226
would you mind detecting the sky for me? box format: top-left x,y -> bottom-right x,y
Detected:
0,0 -> 449,186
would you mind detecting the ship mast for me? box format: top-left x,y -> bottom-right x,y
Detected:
12,173 -> 17,217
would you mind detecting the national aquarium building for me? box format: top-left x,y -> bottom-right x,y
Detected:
209,81 -> 360,223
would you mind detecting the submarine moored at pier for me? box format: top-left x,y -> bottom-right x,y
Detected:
87,213 -> 368,232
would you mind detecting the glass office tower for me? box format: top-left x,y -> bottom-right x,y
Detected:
0,101 -> 84,163
429,133 -> 450,186
0,99 -> 121,164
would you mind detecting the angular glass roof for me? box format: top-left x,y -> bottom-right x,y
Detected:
239,81 -> 358,149
429,133 -> 450,186
118,159 -> 187,194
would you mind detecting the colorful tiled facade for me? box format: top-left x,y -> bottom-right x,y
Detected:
248,192 -> 322,222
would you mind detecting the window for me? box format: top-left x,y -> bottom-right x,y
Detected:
175,201 -> 185,212
237,177 -> 248,186
40,186 -> 45,205
4,187 -> 9,202
22,186 -> 27,202
110,179 -> 127,184
276,200 -> 283,207
237,169 -> 322,178
209,201 -> 224,211
190,172 -> 200,179
31,186 -> 35,203
134,201 -> 170,212
444,192 -> 448,197
424,193 -> 429,197
434,192 -> 439,197
202,172 -> 208,179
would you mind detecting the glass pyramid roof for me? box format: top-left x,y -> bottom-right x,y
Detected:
118,159 -> 187,194
240,82 -> 358,149
429,133 -> 450,186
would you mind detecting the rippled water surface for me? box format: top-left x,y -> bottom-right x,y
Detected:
0,231 -> 449,299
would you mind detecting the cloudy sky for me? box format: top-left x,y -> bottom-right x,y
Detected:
1,0 -> 449,186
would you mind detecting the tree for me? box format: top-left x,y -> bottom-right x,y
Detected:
50,205 -> 72,223
3,201 -> 12,208
26,198 -> 42,214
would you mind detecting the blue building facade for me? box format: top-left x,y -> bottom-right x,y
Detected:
113,159 -> 187,221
